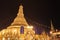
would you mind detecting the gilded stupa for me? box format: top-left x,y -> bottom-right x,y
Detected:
0,4 -> 51,40
8,4 -> 28,28
0,4 -> 35,40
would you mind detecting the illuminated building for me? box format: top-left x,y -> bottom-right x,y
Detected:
50,20 -> 60,40
0,4 -> 51,40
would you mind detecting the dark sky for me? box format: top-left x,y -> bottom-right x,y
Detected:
0,0 -> 60,30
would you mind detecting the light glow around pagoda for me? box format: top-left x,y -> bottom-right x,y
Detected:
0,4 -> 60,40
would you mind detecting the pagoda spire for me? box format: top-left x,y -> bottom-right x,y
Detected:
50,20 -> 54,32
8,4 -> 28,28
17,4 -> 24,17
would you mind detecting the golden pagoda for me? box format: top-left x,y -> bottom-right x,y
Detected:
0,4 -> 35,40
0,4 -> 51,40
8,4 -> 28,28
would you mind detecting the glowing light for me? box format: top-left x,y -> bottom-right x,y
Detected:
12,29 -> 17,35
8,37 -> 10,40
50,31 -> 53,34
2,37 -> 5,40
14,29 -> 17,32
27,26 -> 33,29
2,30 -> 5,35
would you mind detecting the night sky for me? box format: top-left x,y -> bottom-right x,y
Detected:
0,0 -> 60,30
